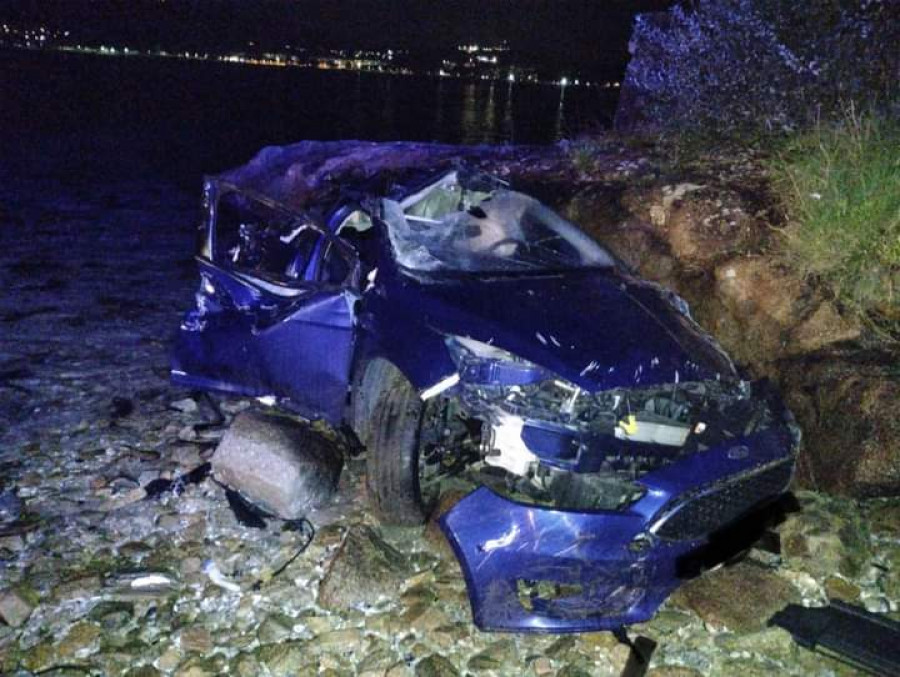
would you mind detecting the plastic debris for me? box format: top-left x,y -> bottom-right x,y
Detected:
202,559 -> 241,593
105,571 -> 179,598
770,601 -> 900,676
129,573 -> 176,590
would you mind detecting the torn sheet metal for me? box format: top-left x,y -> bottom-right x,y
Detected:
172,270 -> 357,423
441,421 -> 795,632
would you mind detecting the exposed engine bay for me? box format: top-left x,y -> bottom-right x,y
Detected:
418,372 -> 777,513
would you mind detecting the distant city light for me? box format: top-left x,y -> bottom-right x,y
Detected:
0,22 -> 595,88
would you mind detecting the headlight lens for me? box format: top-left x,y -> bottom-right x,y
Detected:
445,336 -> 549,386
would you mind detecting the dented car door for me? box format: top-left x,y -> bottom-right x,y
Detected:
171,180 -> 360,423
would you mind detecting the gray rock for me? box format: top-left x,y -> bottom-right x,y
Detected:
56,620 -> 102,658
358,645 -> 397,673
88,600 -> 135,629
212,411 -> 343,519
647,668 -> 704,677
0,533 -> 26,552
232,653 -> 263,677
557,665 -> 594,677
0,588 -> 34,627
170,397 -> 199,414
171,445 -> 203,468
257,613 -> 293,644
178,626 -> 214,654
174,655 -> 225,677
125,667 -> 163,677
672,562 -> 800,633
714,626 -> 796,657
318,526 -> 413,610
467,639 -> 516,671
778,495 -> 871,579
258,640 -> 314,677
416,654 -> 459,677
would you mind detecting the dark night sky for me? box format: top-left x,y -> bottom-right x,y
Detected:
1,1 -> 673,77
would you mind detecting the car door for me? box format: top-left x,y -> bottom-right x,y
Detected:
171,180 -> 360,424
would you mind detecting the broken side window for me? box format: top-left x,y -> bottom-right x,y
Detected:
214,190 -> 320,284
316,240 -> 351,285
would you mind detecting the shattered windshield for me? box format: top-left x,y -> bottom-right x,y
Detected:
382,178 -> 616,273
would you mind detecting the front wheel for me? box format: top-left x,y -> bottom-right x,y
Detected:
365,364 -> 434,525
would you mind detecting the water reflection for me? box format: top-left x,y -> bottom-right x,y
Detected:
503,80 -> 515,140
484,82 -> 496,141
2,50 -> 620,183
460,82 -> 480,144
434,79 -> 445,138
380,76 -> 395,134
555,86 -> 567,140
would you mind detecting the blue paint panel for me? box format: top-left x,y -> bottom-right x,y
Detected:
371,265 -> 735,393
171,260 -> 355,423
253,293 -> 355,421
440,425 -> 795,633
521,423 -> 578,462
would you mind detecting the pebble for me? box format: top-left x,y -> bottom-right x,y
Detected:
170,397 -> 200,414
179,626 -> 214,654
0,589 -> 34,627
0,534 -> 26,552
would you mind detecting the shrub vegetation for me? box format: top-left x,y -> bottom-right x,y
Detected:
772,111 -> 900,333
617,1 -> 900,335
620,0 -> 900,134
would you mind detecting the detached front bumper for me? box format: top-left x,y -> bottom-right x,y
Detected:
439,421 -> 795,633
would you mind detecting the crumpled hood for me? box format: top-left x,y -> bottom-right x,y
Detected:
410,268 -> 737,391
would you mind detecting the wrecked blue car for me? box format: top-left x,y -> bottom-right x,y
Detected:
172,142 -> 798,633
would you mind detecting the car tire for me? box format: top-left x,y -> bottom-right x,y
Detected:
365,363 -> 431,525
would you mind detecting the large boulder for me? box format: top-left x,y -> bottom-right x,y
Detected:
613,12 -> 671,133
211,410 -> 342,519
633,184 -> 765,271
712,257 -> 860,363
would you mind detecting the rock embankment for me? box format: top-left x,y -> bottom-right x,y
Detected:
556,139 -> 897,497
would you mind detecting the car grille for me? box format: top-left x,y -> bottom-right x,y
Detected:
653,459 -> 794,541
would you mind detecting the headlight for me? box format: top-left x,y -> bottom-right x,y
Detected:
445,336 -> 549,386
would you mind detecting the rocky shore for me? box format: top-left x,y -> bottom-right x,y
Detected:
1,141 -> 898,675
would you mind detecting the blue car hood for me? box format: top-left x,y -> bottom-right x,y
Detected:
411,268 -> 736,391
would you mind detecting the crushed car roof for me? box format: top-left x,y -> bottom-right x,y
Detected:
215,140 -> 538,212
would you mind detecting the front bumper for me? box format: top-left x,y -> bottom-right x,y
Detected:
440,420 -> 795,632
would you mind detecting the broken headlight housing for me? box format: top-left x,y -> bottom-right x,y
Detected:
445,336 -> 549,386
444,336 -> 648,511
445,336 -> 600,427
